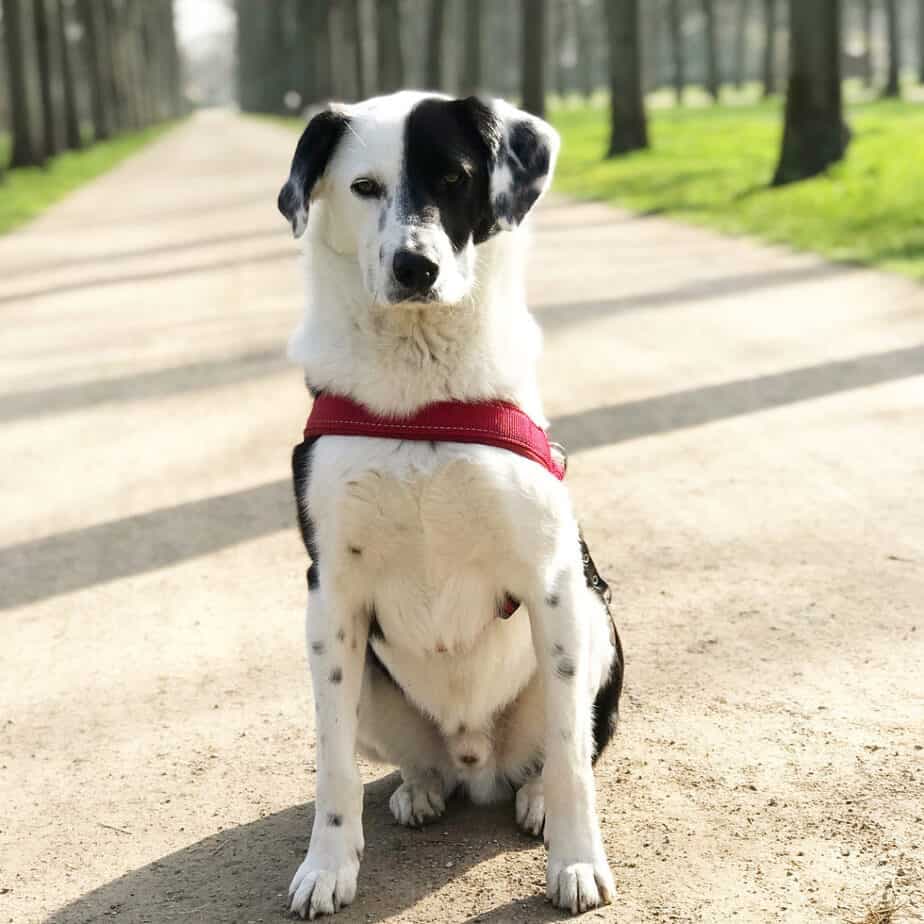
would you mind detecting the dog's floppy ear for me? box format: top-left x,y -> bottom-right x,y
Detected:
278,109 -> 349,238
462,97 -> 560,233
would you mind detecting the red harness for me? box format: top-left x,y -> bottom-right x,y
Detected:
304,393 -> 566,481
303,393 -> 565,618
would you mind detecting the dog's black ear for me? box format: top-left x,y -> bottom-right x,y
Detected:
460,97 -> 560,233
278,109 -> 349,238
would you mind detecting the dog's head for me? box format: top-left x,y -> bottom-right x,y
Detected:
278,92 -> 559,306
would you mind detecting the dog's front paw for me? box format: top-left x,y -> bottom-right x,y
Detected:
515,778 -> 545,839
546,854 -> 615,915
389,774 -> 446,827
288,840 -> 361,919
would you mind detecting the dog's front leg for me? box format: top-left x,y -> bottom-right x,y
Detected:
289,588 -> 369,920
529,556 -> 615,915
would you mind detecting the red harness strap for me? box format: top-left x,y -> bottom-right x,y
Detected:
304,393 -> 566,481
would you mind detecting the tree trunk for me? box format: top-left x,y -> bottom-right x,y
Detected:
702,0 -> 720,99
58,0 -> 82,148
734,0 -> 749,89
919,0 -> 924,84
883,0 -> 901,96
668,0 -> 685,104
342,0 -> 366,98
574,0 -> 595,97
77,0 -> 112,138
425,0 -> 446,89
3,0 -> 46,166
861,0 -> 873,87
521,0 -> 547,116
34,0 -> 62,157
762,0 -> 776,96
772,0 -> 848,186
606,0 -> 648,155
317,0 -> 334,101
461,0 -> 482,94
376,0 -> 404,93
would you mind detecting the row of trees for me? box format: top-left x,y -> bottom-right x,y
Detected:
235,0 -> 924,118
1,0 -> 184,171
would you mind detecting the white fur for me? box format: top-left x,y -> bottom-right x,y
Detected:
285,92 -> 616,919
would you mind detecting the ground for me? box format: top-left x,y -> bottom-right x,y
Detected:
1,111 -> 922,924
552,99 -> 924,280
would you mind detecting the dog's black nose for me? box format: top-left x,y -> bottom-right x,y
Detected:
393,249 -> 438,295
459,754 -> 479,766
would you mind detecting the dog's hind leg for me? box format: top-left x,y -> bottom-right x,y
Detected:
357,654 -> 456,827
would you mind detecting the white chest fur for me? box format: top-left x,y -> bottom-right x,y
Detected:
305,436 -> 571,733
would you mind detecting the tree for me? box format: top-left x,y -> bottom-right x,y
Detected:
521,0 -> 547,116
34,0 -> 62,157
883,0 -> 901,97
668,0 -> 686,104
551,0 -> 568,99
376,0 -> 404,93
425,0 -> 447,89
78,0 -> 113,139
919,0 -> 924,83
461,0 -> 483,94
605,0 -> 648,155
574,0 -> 596,97
3,0 -> 46,166
734,0 -> 750,90
58,0 -> 82,149
861,0 -> 873,87
772,0 -> 848,186
762,0 -> 777,96
344,0 -> 366,98
702,0 -> 720,100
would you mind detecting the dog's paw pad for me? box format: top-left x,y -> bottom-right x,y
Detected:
288,855 -> 358,919
389,777 -> 445,827
547,860 -> 615,915
515,779 -> 545,838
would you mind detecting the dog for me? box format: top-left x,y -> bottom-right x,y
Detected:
278,91 -> 624,919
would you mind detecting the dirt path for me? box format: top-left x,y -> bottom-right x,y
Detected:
1,110 -> 922,924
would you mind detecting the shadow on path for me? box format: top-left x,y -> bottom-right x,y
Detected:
6,343 -> 922,611
45,774 -> 561,924
536,262 -> 851,330
550,342 -> 924,453
0,348 -> 290,424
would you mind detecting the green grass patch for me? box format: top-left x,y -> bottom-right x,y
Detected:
0,122 -> 179,235
551,99 -> 924,280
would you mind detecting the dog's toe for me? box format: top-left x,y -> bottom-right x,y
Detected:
515,778 -> 545,838
288,850 -> 359,919
389,775 -> 446,827
546,858 -> 615,915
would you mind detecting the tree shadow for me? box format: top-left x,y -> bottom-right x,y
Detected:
46,773 -> 554,924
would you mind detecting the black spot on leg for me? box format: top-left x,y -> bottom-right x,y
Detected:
311,641 -> 325,655
327,813 -> 343,827
551,643 -> 565,657
349,546 -> 362,556
336,628 -> 346,642
545,593 -> 560,607
457,723 -> 467,734
329,667 -> 343,684
556,657 -> 576,680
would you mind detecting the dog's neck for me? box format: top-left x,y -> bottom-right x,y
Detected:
288,230 -> 547,424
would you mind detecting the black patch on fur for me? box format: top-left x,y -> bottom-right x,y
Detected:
311,641 -> 325,655
278,110 -> 349,236
556,657 -> 576,680
329,667 -> 343,684
349,546 -> 362,556
580,533 -> 625,764
368,607 -> 385,643
327,813 -> 343,827
403,97 -> 499,251
336,628 -> 346,642
545,593 -> 560,607
293,440 -> 320,588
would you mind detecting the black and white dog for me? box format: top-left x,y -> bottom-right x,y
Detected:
279,92 -> 624,919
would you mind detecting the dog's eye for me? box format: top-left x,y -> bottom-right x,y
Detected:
442,171 -> 464,188
350,178 -> 382,199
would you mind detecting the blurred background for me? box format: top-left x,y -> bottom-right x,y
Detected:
2,0 -> 923,274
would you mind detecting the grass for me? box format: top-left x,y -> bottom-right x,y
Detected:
0,122 -> 178,235
551,98 -> 924,280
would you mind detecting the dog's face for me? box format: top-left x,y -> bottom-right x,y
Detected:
278,92 -> 559,307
